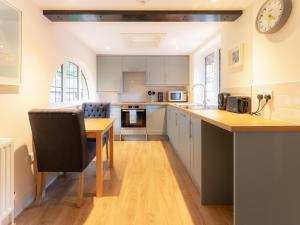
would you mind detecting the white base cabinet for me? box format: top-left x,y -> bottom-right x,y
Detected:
167,106 -> 202,192
110,106 -> 121,135
146,106 -> 167,135
190,115 -> 202,190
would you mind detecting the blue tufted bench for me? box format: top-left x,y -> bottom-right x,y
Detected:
82,102 -> 111,159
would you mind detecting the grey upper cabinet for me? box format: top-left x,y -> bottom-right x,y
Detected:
164,56 -> 189,86
146,56 -> 164,85
97,56 -> 122,92
122,56 -> 146,72
97,55 -> 189,92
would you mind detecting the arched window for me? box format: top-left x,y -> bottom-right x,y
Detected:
49,62 -> 90,105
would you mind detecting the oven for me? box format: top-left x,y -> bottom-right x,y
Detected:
167,91 -> 188,102
121,105 -> 146,128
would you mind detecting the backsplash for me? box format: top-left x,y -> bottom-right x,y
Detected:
252,82 -> 300,124
96,72 -> 187,103
222,82 -> 300,124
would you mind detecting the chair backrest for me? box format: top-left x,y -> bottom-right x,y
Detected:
82,102 -> 111,118
28,109 -> 89,172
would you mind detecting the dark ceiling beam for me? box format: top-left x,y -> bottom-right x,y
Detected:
43,10 -> 243,22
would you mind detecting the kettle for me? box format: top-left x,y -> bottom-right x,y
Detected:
218,93 -> 231,110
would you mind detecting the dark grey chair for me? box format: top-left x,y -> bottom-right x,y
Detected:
82,102 -> 111,160
28,109 -> 95,207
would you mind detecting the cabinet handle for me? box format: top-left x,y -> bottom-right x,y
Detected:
189,121 -> 192,138
175,113 -> 178,126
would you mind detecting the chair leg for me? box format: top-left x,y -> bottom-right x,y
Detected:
76,172 -> 84,208
36,172 -> 45,206
106,142 -> 109,160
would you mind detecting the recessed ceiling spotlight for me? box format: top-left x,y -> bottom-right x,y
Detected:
0,45 -> 4,49
105,46 -> 111,50
136,0 -> 150,5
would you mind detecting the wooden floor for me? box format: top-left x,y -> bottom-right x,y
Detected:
16,141 -> 233,225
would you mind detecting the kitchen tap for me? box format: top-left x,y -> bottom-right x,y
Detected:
190,83 -> 206,106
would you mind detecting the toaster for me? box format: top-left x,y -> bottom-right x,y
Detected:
226,96 -> 252,114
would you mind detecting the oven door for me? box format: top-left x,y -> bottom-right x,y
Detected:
121,109 -> 146,128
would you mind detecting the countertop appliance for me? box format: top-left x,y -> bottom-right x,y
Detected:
218,93 -> 231,110
167,91 -> 188,102
157,92 -> 164,102
226,96 -> 252,114
120,105 -> 147,140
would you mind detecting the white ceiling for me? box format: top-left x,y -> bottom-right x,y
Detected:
33,0 -> 255,55
55,22 -> 224,55
33,0 -> 253,10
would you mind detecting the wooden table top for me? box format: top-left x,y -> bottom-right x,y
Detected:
169,104 -> 300,132
84,118 -> 115,133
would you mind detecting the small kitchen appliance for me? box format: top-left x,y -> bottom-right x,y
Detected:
218,93 -> 231,110
157,92 -> 164,102
226,96 -> 252,114
167,91 -> 188,102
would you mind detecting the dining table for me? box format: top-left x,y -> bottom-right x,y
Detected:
84,118 -> 115,197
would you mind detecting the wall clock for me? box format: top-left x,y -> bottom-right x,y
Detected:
256,0 -> 292,34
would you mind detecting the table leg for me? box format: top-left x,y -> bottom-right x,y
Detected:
109,126 -> 114,168
95,131 -> 103,197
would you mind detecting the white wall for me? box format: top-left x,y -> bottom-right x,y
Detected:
189,35 -> 221,103
190,0 -> 300,123
220,5 -> 253,91
0,0 -> 96,215
252,0 -> 300,85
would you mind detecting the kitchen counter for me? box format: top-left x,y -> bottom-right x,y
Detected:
168,104 -> 300,132
112,102 -> 168,106
166,103 -> 300,225
111,102 -> 300,132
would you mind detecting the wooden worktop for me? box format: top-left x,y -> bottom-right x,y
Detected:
168,104 -> 300,132
110,102 -> 300,132
112,102 -> 168,106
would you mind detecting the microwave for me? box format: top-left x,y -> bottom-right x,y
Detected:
167,91 -> 188,102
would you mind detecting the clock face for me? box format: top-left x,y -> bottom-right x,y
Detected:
256,0 -> 292,34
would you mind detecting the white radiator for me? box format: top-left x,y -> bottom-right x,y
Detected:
0,139 -> 14,225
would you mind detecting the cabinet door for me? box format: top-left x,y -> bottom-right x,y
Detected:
164,56 -> 189,86
146,56 -> 164,85
167,106 -> 172,139
110,106 -> 121,135
97,56 -> 122,92
146,106 -> 166,135
123,56 -> 146,72
178,111 -> 191,170
190,116 -> 202,191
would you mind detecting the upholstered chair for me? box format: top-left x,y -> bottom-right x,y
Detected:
82,103 -> 111,159
28,109 -> 96,207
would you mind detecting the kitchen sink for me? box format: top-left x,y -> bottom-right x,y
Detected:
175,104 -> 205,110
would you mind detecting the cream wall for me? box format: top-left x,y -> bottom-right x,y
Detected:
190,0 -> 300,123
252,0 -> 300,85
220,5 -> 253,94
0,0 -> 96,215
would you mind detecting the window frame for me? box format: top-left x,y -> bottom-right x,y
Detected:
49,61 -> 90,108
204,49 -> 221,107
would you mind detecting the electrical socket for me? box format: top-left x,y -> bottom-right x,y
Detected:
258,90 -> 273,101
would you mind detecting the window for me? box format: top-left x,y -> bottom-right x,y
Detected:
50,65 -> 63,103
80,71 -> 89,100
205,51 -> 220,106
49,62 -> 90,105
65,62 -> 79,102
